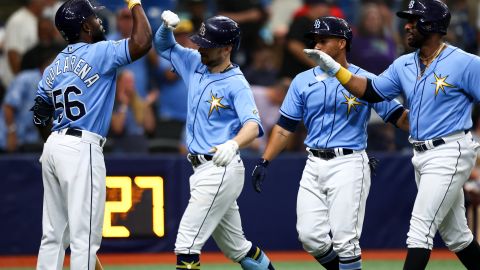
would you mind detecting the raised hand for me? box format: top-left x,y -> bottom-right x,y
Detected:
303,49 -> 341,76
161,10 -> 180,30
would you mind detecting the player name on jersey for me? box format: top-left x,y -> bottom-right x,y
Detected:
45,56 -> 100,88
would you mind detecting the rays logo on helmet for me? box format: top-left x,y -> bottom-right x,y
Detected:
408,0 -> 415,9
314,19 -> 321,29
199,23 -> 206,36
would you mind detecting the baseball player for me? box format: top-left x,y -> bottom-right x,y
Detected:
32,0 -> 152,269
252,17 -> 409,270
304,1 -> 480,270
154,11 -> 275,270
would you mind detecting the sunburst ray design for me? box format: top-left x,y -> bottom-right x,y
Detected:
342,92 -> 365,117
431,73 -> 455,96
207,92 -> 230,117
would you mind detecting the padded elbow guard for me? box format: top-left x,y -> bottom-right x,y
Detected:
31,96 -> 54,127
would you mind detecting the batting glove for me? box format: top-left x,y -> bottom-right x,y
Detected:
251,159 -> 269,193
161,10 -> 180,30
211,140 -> 239,167
304,49 -> 341,76
124,0 -> 141,10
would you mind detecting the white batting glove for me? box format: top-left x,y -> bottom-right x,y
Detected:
304,49 -> 341,76
161,10 -> 180,30
211,140 -> 239,167
124,0 -> 141,10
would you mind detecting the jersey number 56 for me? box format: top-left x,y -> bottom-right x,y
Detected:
52,85 -> 86,122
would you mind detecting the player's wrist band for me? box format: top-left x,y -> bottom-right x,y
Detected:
127,0 -> 141,10
336,67 -> 352,85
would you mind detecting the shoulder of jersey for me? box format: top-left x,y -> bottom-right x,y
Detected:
294,67 -> 318,82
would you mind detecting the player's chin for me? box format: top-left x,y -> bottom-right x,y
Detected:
407,39 -> 421,49
92,33 -> 107,43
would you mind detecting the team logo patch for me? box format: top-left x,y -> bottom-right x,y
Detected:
206,92 -> 230,118
341,91 -> 366,117
199,23 -> 206,36
431,73 -> 455,96
408,0 -> 415,9
314,19 -> 321,29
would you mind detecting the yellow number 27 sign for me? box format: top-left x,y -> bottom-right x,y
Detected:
103,176 -> 165,238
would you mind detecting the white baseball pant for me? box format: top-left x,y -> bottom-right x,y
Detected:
407,131 -> 479,252
37,129 -> 106,270
296,150 -> 371,258
175,155 -> 252,262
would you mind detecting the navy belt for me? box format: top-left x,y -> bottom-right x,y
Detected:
413,138 -> 445,152
187,154 -> 213,167
310,148 -> 354,160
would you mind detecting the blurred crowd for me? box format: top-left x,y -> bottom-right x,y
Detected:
0,0 -> 479,206
0,0 -> 479,158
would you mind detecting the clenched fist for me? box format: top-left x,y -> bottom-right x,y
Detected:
161,10 -> 180,30
210,140 -> 239,167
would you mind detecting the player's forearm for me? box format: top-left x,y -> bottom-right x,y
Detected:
232,121 -> 260,148
263,125 -> 292,161
341,73 -> 368,99
128,5 -> 152,61
395,110 -> 410,132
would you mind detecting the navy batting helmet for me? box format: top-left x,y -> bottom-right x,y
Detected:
397,0 -> 451,35
190,16 -> 241,50
55,0 -> 104,42
305,16 -> 353,51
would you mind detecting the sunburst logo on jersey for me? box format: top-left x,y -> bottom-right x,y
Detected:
342,91 -> 365,117
207,92 -> 230,117
431,73 -> 455,96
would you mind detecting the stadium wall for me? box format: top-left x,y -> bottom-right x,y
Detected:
0,153 -> 469,255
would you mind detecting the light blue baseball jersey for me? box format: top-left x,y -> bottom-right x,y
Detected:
281,65 -> 403,150
372,44 -> 480,140
154,24 -> 263,155
35,40 -> 131,137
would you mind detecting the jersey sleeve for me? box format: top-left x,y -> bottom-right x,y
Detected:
371,61 -> 403,101
232,87 -> 264,137
279,77 -> 303,121
461,56 -> 480,102
96,39 -> 131,73
166,45 -> 201,84
371,98 -> 403,122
